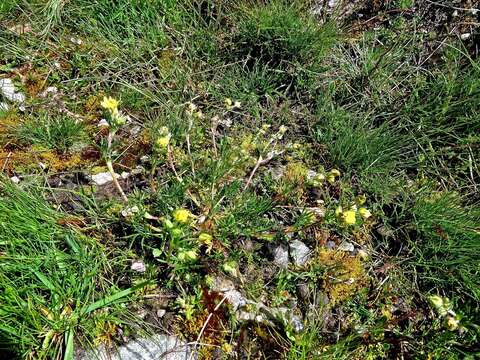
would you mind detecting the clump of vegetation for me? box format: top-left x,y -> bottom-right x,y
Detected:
0,179 -> 145,360
15,113 -> 86,153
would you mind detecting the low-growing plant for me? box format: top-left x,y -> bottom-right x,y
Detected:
0,179 -> 144,359
15,113 -> 85,153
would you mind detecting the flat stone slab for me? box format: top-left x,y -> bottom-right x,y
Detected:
77,334 -> 194,360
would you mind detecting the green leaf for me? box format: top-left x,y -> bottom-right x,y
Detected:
33,271 -> 57,292
64,329 -> 74,360
81,282 -> 148,315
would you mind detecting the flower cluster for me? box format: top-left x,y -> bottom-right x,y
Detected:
428,295 -> 463,331
155,126 -> 172,151
224,98 -> 241,110
335,193 -> 372,226
100,96 -> 127,129
185,102 -> 203,119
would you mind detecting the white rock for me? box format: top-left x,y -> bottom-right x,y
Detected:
41,86 -> 58,97
70,37 -> 82,45
91,171 -> 120,186
76,334 -> 194,360
273,245 -> 289,268
131,260 -> 146,273
338,241 -> 355,252
10,176 -> 20,184
130,125 -> 141,136
273,307 -> 304,333
306,169 -> 318,180
358,249 -> 369,260
211,277 -> 248,311
131,165 -> 144,175
98,119 -> 109,127
289,240 -> 312,266
328,0 -> 337,8
0,78 -> 25,103
122,205 -> 139,218
460,33 -> 471,40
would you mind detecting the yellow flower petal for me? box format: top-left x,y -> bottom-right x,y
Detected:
198,233 -> 213,245
342,210 -> 356,225
173,209 -> 192,224
100,96 -> 119,112
156,134 -> 171,149
329,169 -> 341,177
446,316 -> 459,330
355,195 -> 367,205
358,207 -> 372,220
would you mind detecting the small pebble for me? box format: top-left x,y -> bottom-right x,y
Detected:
98,119 -> 109,127
131,260 -> 146,273
338,241 -> 354,252
70,37 -> 82,45
91,171 -> 120,186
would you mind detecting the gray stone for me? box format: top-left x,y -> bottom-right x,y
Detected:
337,241 -> 354,252
326,241 -> 336,249
289,240 -> 312,266
211,277 -> 247,311
273,244 -> 289,268
76,334 -> 194,360
91,172 -> 120,186
0,78 -> 25,103
306,169 -> 318,181
130,259 -> 146,273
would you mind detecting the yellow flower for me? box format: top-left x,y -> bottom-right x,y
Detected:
158,126 -> 170,136
326,169 -> 340,184
342,210 -> 356,225
358,207 -> 372,220
224,98 -> 233,108
428,295 -> 444,309
156,134 -> 171,149
355,195 -> 367,205
100,96 -> 119,113
178,249 -> 197,261
173,209 -> 192,224
446,316 -> 460,331
186,102 -> 197,113
198,233 -> 213,245
329,169 -> 341,177
186,250 -> 197,260
222,260 -> 238,277
221,343 -> 233,354
326,174 -> 336,183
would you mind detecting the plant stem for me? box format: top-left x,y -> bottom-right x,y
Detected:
106,159 -> 128,203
